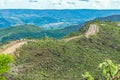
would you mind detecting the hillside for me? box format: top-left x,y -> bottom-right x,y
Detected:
0,25 -> 42,42
5,21 -> 120,80
96,14 -> 120,22
0,24 -> 83,43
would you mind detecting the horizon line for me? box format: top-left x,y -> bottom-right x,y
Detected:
0,9 -> 120,10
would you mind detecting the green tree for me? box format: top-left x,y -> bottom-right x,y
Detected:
0,54 -> 14,80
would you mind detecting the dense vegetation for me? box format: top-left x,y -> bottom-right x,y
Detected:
5,21 -> 120,80
0,54 -> 13,80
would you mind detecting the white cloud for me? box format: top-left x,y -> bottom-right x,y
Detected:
0,0 -> 120,9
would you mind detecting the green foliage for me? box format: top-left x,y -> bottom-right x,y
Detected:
99,59 -> 120,80
82,72 -> 94,80
0,76 -> 5,80
83,59 -> 120,80
0,54 -> 14,80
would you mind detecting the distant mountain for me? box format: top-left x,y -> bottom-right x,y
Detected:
96,14 -> 120,22
0,9 -> 120,29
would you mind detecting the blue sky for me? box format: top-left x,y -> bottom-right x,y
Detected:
0,0 -> 120,9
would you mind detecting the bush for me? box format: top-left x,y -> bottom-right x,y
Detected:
0,54 -> 14,80
82,59 -> 120,80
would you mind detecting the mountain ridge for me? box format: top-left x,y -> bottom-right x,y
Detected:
96,14 -> 120,21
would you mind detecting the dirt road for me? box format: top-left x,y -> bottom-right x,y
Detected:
85,24 -> 99,38
0,41 -> 27,54
63,35 -> 82,42
64,24 -> 99,42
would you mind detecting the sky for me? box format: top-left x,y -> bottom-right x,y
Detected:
0,0 -> 120,9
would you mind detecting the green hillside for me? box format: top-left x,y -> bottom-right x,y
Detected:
0,25 -> 42,42
0,24 -> 82,43
6,21 -> 120,80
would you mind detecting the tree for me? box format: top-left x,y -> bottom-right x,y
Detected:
0,54 -> 14,80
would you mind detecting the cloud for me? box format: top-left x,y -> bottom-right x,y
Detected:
29,0 -> 38,2
79,0 -> 89,2
0,0 -> 120,9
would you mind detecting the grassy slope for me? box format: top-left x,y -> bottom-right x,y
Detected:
7,21 -> 120,80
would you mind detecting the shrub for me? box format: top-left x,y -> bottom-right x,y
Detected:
82,59 -> 120,80
0,54 -> 14,80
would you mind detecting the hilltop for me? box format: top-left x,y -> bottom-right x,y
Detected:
4,21 -> 120,80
